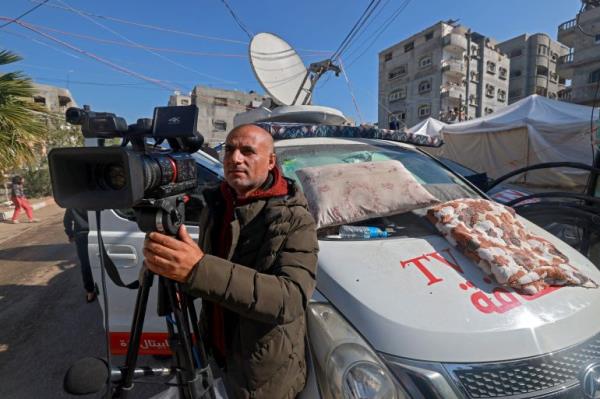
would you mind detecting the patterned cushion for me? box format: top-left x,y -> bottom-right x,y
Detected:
427,198 -> 597,294
296,160 -> 439,228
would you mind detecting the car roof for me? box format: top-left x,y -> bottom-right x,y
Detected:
273,137 -> 417,150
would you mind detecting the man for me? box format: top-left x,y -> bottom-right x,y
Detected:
64,208 -> 96,302
143,124 -> 319,398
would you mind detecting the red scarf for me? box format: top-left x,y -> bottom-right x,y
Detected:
210,166 -> 288,361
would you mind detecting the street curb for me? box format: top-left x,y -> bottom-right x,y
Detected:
0,198 -> 55,221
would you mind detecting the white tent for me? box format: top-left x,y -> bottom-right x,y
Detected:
439,95 -> 599,187
407,117 -> 446,139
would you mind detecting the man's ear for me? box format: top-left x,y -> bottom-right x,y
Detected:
268,153 -> 276,170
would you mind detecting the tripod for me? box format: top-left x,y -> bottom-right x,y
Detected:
111,198 -> 215,398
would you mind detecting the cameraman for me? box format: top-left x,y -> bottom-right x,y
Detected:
144,124 -> 319,399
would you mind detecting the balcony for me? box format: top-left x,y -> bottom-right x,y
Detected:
557,18 -> 577,47
557,87 -> 572,101
441,59 -> 465,78
442,33 -> 467,53
556,53 -> 575,79
440,84 -> 464,100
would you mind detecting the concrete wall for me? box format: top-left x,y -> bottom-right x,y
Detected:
190,85 -> 268,146
378,21 -> 509,129
499,33 -> 569,104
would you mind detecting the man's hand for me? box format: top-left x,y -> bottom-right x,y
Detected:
143,225 -> 204,283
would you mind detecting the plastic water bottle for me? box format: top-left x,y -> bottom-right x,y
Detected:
339,225 -> 388,239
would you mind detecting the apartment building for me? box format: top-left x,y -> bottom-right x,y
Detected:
31,83 -> 76,115
168,91 -> 192,106
498,34 -> 569,104
378,21 -> 510,129
556,0 -> 600,105
189,85 -> 268,145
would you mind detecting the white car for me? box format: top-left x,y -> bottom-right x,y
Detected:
90,135 -> 600,399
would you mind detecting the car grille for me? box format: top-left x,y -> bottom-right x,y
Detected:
444,333 -> 600,398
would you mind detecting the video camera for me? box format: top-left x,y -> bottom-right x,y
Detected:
48,105 -> 204,234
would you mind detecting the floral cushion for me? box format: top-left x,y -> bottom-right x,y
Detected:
427,198 -> 597,294
296,160 -> 439,228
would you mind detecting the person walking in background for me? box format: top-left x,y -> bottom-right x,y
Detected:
63,208 -> 97,303
10,175 -> 39,224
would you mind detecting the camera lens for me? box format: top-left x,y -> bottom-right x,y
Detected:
103,164 -> 127,190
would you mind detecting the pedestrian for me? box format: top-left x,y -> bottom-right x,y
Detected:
9,175 -> 39,224
63,208 -> 97,303
144,124 -> 319,398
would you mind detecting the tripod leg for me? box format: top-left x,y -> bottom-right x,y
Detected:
162,278 -> 214,399
113,269 -> 154,398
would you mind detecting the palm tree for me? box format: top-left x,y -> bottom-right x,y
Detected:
0,49 -> 47,175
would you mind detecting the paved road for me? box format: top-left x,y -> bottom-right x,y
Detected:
0,204 -> 169,398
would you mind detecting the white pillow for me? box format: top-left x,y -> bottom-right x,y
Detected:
296,160 -> 440,228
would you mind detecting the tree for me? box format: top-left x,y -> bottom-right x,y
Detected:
0,49 -> 47,175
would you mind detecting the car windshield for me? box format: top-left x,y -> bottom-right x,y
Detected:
275,141 -> 482,239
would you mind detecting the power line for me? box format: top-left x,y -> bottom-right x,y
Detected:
331,0 -> 381,60
0,0 -> 49,29
218,0 -> 253,39
1,17 -> 179,91
27,21 -> 248,58
345,0 -> 413,69
54,0 -> 236,84
338,58 -> 363,124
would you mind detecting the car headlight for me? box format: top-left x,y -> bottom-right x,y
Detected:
307,302 -> 408,399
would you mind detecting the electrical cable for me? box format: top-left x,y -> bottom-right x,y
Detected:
54,0 -> 236,84
0,0 -> 49,29
331,0 -> 379,60
338,57 -> 363,124
345,0 -> 413,69
1,17 -> 179,91
218,0 -> 253,40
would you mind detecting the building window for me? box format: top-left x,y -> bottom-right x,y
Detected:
589,69 -> 600,83
425,31 -> 434,41
537,44 -> 548,55
388,64 -> 407,80
486,61 -> 496,74
418,104 -> 431,118
484,107 -> 494,115
418,55 -> 432,69
499,67 -> 508,80
469,94 -> 478,105
470,45 -> 479,57
388,88 -> 406,102
536,65 -> 549,77
485,84 -> 495,98
58,96 -> 71,107
470,71 -> 479,82
509,48 -> 522,58
213,120 -> 227,131
404,41 -> 414,52
384,52 -> 393,62
595,34 -> 600,44
497,89 -> 506,102
549,72 -> 558,82
214,97 -> 228,106
33,96 -> 46,105
511,69 -> 522,78
509,89 -> 521,99
535,86 -> 548,96
180,99 -> 190,105
418,79 -> 431,94
559,76 -> 566,85
550,52 -> 558,62
389,111 -> 407,124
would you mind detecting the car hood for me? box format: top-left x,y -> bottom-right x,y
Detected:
316,219 -> 600,363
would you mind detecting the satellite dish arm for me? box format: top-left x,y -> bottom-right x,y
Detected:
300,59 -> 341,105
292,69 -> 312,106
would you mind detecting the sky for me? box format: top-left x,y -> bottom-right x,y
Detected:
0,0 -> 582,126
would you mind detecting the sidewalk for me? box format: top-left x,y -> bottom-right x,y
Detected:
0,198 -> 60,246
0,196 -> 55,222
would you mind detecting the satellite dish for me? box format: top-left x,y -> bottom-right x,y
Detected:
249,32 -> 311,106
